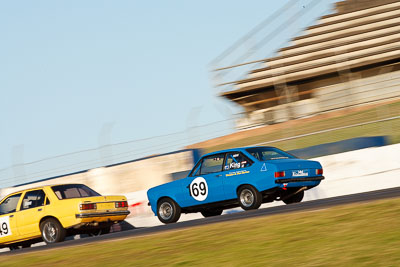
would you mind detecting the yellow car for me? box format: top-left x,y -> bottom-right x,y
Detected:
0,183 -> 130,250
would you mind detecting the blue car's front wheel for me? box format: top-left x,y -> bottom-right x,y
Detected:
157,198 -> 181,224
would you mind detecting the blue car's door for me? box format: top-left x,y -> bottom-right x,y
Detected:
182,153 -> 226,207
222,151 -> 254,200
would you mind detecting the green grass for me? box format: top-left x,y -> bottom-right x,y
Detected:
205,101 -> 400,153
2,197 -> 400,266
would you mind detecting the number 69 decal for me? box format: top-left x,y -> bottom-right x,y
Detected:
188,177 -> 208,201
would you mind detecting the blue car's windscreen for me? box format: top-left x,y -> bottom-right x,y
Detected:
246,147 -> 296,161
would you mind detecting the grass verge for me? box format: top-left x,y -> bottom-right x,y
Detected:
2,197 -> 400,266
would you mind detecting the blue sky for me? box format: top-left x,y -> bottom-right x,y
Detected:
0,0 -> 334,171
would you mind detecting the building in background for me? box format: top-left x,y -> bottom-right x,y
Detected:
213,0 -> 400,129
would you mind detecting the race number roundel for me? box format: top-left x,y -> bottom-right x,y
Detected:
189,177 -> 208,201
0,216 -> 12,237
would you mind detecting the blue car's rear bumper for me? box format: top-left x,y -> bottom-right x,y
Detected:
275,176 -> 325,184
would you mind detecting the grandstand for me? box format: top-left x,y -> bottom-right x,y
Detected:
214,0 -> 400,129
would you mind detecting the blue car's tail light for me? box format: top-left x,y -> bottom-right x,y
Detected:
274,171 -> 285,178
316,168 -> 323,175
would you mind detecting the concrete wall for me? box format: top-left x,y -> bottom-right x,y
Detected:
306,142 -> 400,200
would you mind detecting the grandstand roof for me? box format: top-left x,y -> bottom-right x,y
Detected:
222,0 -> 400,106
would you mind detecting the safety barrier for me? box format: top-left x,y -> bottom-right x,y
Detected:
289,136 -> 389,158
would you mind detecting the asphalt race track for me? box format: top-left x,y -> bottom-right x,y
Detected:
3,186 -> 400,256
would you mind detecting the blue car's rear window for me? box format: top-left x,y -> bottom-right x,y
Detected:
246,147 -> 296,161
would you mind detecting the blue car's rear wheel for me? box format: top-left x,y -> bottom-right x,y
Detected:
157,198 -> 181,224
282,189 -> 304,204
237,185 -> 262,210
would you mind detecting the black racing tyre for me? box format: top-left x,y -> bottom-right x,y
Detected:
40,218 -> 66,244
237,185 -> 262,210
157,198 -> 181,224
88,226 -> 111,236
200,209 -> 223,218
8,243 -> 30,250
282,190 -> 304,204
100,226 -> 111,235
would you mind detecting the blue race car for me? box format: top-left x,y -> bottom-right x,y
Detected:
147,146 -> 324,224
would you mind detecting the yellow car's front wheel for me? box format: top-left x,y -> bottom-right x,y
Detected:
40,218 -> 66,244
